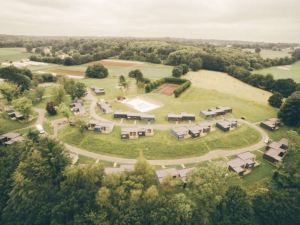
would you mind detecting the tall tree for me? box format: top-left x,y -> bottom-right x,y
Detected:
278,91 -> 300,126
12,97 -> 32,119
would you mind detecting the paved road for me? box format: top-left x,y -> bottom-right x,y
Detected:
32,96 -> 269,166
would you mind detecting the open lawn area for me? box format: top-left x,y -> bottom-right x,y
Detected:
0,48 -> 32,63
58,124 -> 261,159
253,61 -> 300,82
243,48 -> 291,59
0,116 -> 36,133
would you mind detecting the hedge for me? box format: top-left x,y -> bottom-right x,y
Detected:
145,77 -> 191,97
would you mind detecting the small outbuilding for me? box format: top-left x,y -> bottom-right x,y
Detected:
171,127 -> 189,140
260,118 -> 281,131
264,138 -> 289,163
0,132 -> 24,146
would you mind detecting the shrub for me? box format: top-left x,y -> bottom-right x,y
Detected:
46,101 -> 57,115
85,64 -> 108,78
268,93 -> 283,108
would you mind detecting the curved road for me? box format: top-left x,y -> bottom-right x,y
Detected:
33,92 -> 269,166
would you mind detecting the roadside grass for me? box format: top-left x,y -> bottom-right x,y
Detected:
266,126 -> 291,141
253,61 -> 300,82
0,48 -> 32,63
78,155 -> 96,164
58,124 -> 261,159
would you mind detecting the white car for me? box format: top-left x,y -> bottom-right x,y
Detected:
36,124 -> 45,134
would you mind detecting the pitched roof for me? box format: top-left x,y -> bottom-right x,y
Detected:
237,152 -> 255,161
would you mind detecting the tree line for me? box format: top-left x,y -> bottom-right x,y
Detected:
0,131 -> 299,225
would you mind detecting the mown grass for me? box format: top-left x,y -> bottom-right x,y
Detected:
0,48 -> 33,63
253,61 -> 300,82
0,115 -> 36,133
59,124 -> 261,159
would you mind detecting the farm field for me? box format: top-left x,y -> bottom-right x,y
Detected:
253,61 -> 300,82
58,124 -> 261,159
0,48 -> 33,63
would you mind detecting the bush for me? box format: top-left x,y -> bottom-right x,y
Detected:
85,64 -> 108,78
46,101 -> 57,116
268,93 -> 283,108
172,66 -> 183,77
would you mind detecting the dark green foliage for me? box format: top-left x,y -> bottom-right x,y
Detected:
189,58 -> 202,71
268,92 -> 283,108
85,64 -> 108,78
273,79 -> 297,97
46,101 -> 57,115
213,186 -> 255,225
172,66 -> 184,77
174,80 -> 191,97
278,91 -> 300,126
35,73 -> 57,83
0,66 -> 32,91
253,190 -> 300,225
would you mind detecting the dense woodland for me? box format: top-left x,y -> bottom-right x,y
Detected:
0,131 -> 299,225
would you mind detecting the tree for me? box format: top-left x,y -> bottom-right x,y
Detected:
181,64 -> 189,74
255,47 -> 261,53
46,101 -> 57,115
68,82 -> 87,100
172,66 -> 183,77
57,103 -> 71,118
212,186 -> 255,225
129,69 -> 144,83
12,97 -> 32,119
0,82 -> 20,102
0,66 -> 32,91
119,75 -> 128,89
85,64 -> 108,78
278,91 -> 300,126
268,92 -> 283,108
52,85 -> 66,105
273,79 -> 297,97
189,58 -> 203,71
25,44 -> 33,53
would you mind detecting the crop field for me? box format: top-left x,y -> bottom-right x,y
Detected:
59,124 -> 261,159
0,48 -> 33,63
253,61 -> 300,82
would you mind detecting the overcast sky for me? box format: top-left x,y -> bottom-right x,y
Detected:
1,0 -> 299,43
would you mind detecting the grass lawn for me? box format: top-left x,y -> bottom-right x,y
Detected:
0,115 -> 36,133
253,61 -> 300,82
0,48 -> 33,63
241,150 -> 275,191
243,48 -> 291,59
58,124 -> 261,159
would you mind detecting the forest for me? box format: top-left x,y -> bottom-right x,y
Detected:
0,130 -> 299,225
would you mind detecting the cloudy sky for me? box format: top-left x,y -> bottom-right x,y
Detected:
1,0 -> 299,43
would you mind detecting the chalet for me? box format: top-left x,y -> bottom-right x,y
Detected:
7,111 -> 24,121
264,138 -> 289,163
87,120 -> 114,133
188,122 -> 212,138
121,127 -> 154,139
260,118 -> 281,131
113,111 -> 155,121
171,127 -> 189,140
114,110 -> 128,119
91,86 -> 105,95
97,100 -> 113,114
0,132 -> 24,146
200,106 -> 232,118
155,168 -> 194,183
70,100 -> 85,115
167,112 -> 196,121
227,151 -> 257,175
216,119 -> 238,132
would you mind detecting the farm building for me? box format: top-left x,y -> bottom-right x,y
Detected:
90,86 -> 105,95
121,127 -> 154,139
97,100 -> 113,114
155,168 -> 194,183
167,112 -> 196,121
264,138 -> 289,163
113,111 -> 155,121
216,119 -> 238,132
227,151 -> 257,175
0,132 -> 24,146
87,120 -> 114,133
260,118 -> 281,131
200,106 -> 232,118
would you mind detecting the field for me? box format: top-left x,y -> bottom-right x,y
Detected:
59,124 -> 261,159
0,48 -> 33,63
253,61 -> 300,82
0,115 -> 36,133
243,48 -> 291,59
